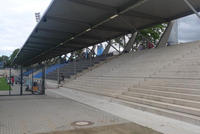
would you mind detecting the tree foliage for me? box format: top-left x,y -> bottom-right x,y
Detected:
114,23 -> 167,48
136,23 -> 167,44
0,48 -> 20,67
9,48 -> 20,63
0,55 -> 9,62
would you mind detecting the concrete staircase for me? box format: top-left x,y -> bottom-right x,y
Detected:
46,55 -> 111,80
63,41 -> 200,125
117,42 -> 200,125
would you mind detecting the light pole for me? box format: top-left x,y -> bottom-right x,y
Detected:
35,12 -> 41,23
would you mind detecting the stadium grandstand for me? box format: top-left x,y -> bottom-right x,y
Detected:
2,0 -> 200,133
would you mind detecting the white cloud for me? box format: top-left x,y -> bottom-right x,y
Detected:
0,0 -> 51,56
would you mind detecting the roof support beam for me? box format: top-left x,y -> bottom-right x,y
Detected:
117,0 -> 149,14
61,0 -> 149,45
67,0 -> 116,12
25,45 -> 49,50
64,43 -> 84,48
157,21 -> 174,47
31,35 -> 64,42
78,35 -> 103,41
36,28 -> 74,35
102,42 -> 111,55
26,43 -> 48,48
23,47 -> 42,51
36,28 -> 102,41
20,50 -> 38,54
123,11 -> 166,21
21,49 -> 32,52
96,26 -> 129,33
27,41 -> 56,47
123,32 -> 137,52
110,42 -> 120,53
46,16 -> 91,27
38,19 -> 127,36
69,40 -> 90,45
184,0 -> 200,20
19,51 -> 35,55
53,48 -> 76,54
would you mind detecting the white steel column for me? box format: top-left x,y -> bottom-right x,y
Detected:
123,32 -> 137,52
157,21 -> 175,47
102,41 -> 111,55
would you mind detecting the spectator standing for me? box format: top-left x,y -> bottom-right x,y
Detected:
11,76 -> 14,86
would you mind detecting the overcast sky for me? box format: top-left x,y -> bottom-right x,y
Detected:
0,0 -> 200,56
0,0 -> 51,56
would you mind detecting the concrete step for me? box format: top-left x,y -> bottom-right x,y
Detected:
154,74 -> 200,78
144,78 -> 200,84
76,77 -> 140,85
142,82 -> 200,89
122,92 -> 200,109
160,68 -> 200,72
137,85 -> 200,95
172,59 -> 200,62
148,75 -> 200,79
155,71 -> 200,75
161,69 -> 200,72
128,88 -> 200,101
64,85 -> 120,97
151,73 -> 200,77
117,99 -> 200,126
168,62 -> 200,65
66,81 -> 127,91
117,95 -> 200,116
72,79 -> 133,87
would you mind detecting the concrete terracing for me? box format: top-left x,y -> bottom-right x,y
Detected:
54,41 -> 200,126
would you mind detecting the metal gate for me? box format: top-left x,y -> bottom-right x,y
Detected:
0,66 -> 45,96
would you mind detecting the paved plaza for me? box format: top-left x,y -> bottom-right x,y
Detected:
0,94 -> 127,134
0,84 -> 31,96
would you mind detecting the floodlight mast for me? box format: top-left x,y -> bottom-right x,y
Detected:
35,12 -> 41,23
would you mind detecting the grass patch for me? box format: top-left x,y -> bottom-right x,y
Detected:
0,77 -> 11,91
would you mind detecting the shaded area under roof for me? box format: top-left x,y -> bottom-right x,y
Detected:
14,0 -> 200,66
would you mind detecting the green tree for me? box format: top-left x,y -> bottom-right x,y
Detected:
0,55 -> 9,62
136,23 -> 167,45
114,36 -> 126,48
9,48 -> 20,63
0,48 -> 20,67
113,23 -> 167,49
0,55 -> 9,68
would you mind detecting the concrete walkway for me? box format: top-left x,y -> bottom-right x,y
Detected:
0,95 -> 127,134
0,84 -> 31,96
48,87 -> 200,134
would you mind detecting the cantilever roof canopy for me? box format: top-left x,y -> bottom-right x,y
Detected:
14,0 -> 200,66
